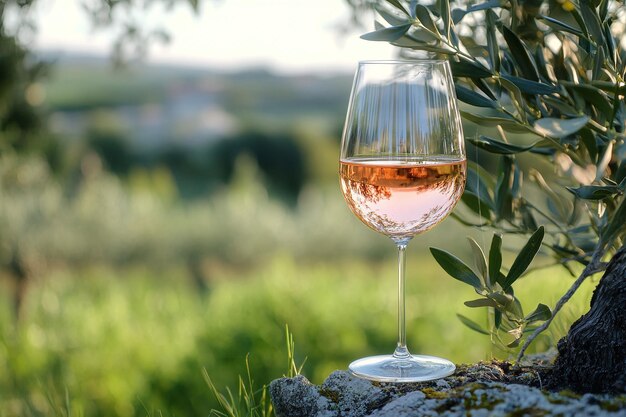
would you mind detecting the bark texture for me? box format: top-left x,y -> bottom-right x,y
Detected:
549,245 -> 626,393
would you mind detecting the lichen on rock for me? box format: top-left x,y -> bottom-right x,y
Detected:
269,362 -> 626,417
269,375 -> 336,417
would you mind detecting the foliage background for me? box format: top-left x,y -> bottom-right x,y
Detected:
0,0 -> 615,415
358,0 -> 626,358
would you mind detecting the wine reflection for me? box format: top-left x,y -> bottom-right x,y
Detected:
340,159 -> 466,241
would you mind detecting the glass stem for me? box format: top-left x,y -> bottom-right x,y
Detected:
393,243 -> 410,359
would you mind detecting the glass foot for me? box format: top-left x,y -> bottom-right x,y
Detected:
349,354 -> 455,382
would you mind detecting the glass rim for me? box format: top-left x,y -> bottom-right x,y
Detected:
357,59 -> 448,65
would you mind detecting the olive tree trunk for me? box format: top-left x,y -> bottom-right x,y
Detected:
548,245 -> 626,393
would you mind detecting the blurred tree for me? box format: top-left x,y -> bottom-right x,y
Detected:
0,1 -> 46,152
209,131 -> 308,203
86,111 -> 134,175
0,0 -> 204,153
0,0 -> 207,320
352,0 -> 626,392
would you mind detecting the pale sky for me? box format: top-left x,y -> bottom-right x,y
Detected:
28,0 -> 396,73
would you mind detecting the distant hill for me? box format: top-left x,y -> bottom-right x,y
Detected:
40,51 -> 353,150
41,51 -> 352,111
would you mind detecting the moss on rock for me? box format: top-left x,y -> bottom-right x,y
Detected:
270,360 -> 626,417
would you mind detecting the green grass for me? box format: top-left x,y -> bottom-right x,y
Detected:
0,253 -> 596,417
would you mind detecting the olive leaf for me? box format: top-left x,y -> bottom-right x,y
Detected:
525,303 -> 552,324
538,15 -> 584,37
534,116 -> 590,138
485,9 -> 500,72
461,111 -> 531,133
468,237 -> 488,284
488,292 -> 514,306
430,247 -> 483,289
439,0 -> 451,39
580,1 -> 605,48
457,314 -> 490,335
414,4 -> 437,33
465,298 -> 498,308
468,136 -> 537,154
360,23 -> 412,41
564,83 -> 613,116
455,85 -> 497,108
495,156 -> 514,220
505,297 -> 524,318
601,196 -> 626,246
488,234 -> 502,287
501,26 -> 539,81
498,76 -> 525,118
384,0 -> 410,16
375,6 -> 410,26
451,0 -> 502,24
494,310 -> 502,329
499,226 -> 545,290
501,75 -> 557,95
567,185 -> 620,201
450,60 -> 492,78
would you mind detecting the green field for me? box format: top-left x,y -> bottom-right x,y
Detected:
0,256 -> 596,416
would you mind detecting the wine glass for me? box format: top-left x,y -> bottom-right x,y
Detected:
339,60 -> 466,382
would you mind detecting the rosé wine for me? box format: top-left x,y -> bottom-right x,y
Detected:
340,158 -> 466,241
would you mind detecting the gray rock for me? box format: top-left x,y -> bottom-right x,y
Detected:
269,375 -> 337,417
367,391 -> 427,417
320,371 -> 390,417
269,368 -> 626,417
